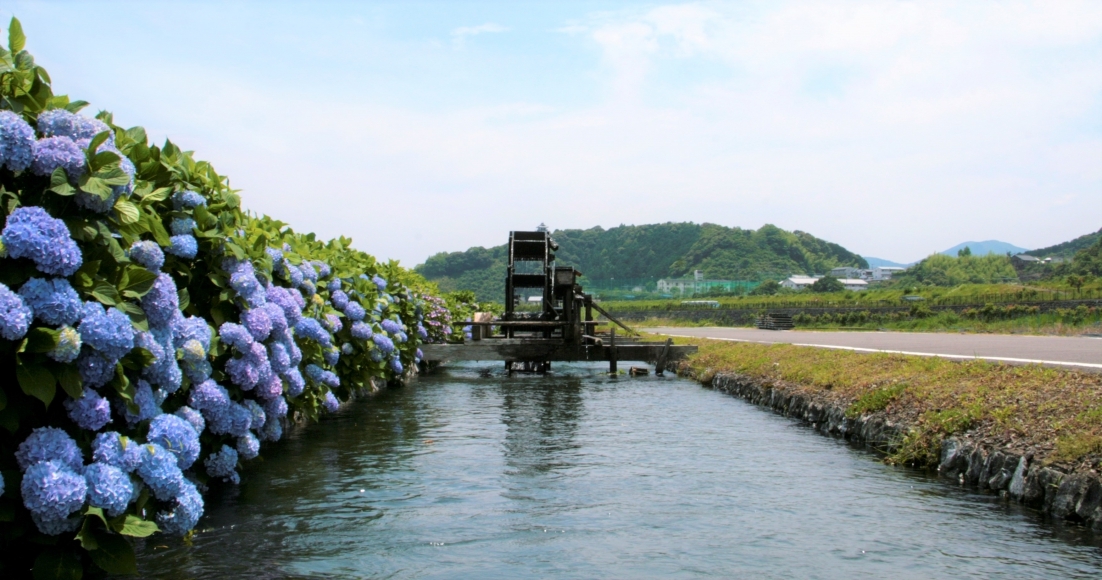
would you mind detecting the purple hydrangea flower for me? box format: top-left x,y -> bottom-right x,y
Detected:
390,356 -> 404,374
141,273 -> 179,327
171,314 -> 211,351
324,313 -> 342,334
218,322 -> 254,350
172,190 -> 206,210
299,262 -> 318,283
323,392 -> 339,413
381,319 -> 402,335
156,479 -> 203,536
253,372 -> 282,401
237,432 -> 261,460
64,388 -> 111,431
148,413 -> 200,470
416,348 -> 424,361
128,240 -> 164,271
351,321 -> 373,340
84,462 -> 133,517
331,289 -> 349,310
31,136 -> 85,179
0,282 -> 33,340
372,334 -> 395,355
137,443 -> 185,501
2,206 -> 83,276
92,431 -> 142,473
283,368 -> 305,397
266,286 -> 302,326
16,426 -> 84,472
0,110 -> 36,171
287,264 -> 304,287
262,396 -> 288,420
372,275 -> 387,292
268,342 -> 291,375
228,261 -> 265,307
188,379 -> 230,412
243,399 -> 266,430
343,301 -> 366,322
78,302 -> 135,360
208,401 -> 253,437
21,460 -> 87,533
204,444 -> 239,484
166,234 -> 197,259
242,308 -> 272,341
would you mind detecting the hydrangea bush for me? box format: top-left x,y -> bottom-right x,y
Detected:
0,20 -> 443,578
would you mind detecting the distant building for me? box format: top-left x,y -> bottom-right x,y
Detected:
831,266 -> 904,281
657,271 -> 752,295
781,276 -> 868,291
829,267 -> 862,279
871,266 -> 905,281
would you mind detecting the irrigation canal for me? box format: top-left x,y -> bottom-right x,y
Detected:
646,327 -> 1102,370
133,363 -> 1102,578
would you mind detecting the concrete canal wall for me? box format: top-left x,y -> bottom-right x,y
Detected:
679,368 -> 1102,533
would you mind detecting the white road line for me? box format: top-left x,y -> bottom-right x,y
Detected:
656,333 -> 1102,370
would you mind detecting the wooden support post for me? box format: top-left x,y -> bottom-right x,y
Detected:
655,338 -> 672,376
609,327 -> 618,375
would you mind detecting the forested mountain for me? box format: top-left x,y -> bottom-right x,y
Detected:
416,223 -> 868,302
939,240 -> 1028,257
1028,227 -> 1102,259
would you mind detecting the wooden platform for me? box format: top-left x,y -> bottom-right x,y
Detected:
420,340 -> 695,364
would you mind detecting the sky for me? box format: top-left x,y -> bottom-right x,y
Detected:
3,0 -> 1100,266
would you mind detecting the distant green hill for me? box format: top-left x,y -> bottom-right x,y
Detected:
1028,227 -> 1102,259
416,223 -> 868,302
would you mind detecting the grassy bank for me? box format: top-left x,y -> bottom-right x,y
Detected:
675,338 -> 1102,469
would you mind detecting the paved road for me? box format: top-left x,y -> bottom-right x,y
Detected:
644,327 -> 1102,370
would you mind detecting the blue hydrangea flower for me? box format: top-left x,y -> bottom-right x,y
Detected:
228,261 -> 266,307
205,445 -> 240,484
2,206 -> 83,276
283,368 -> 305,398
237,432 -> 261,460
92,431 -> 142,473
18,277 -> 82,326
84,462 -> 133,517
327,279 -> 341,292
171,314 -> 211,351
189,379 -> 230,412
148,413 -> 200,470
122,380 -> 161,426
351,321 -> 373,341
330,289 -> 349,310
324,347 -> 340,366
218,322 -> 254,350
36,109 -> 80,138
76,349 -> 117,388
0,110 -> 36,171
252,372 -> 281,401
21,460 -> 87,533
172,190 -> 206,210
265,246 -> 283,265
294,317 -> 331,346
372,275 -> 387,292
341,342 -> 354,355
299,262 -> 318,283
166,234 -> 197,259
174,405 -> 206,434
0,282 -> 33,340
170,217 -> 196,236
243,399 -> 266,430
343,301 -> 366,322
156,479 -> 203,536
16,426 -> 84,472
390,356 -> 404,374
78,302 -> 135,360
372,334 -> 395,354
266,286 -> 302,326
416,348 -> 424,362
137,443 -> 185,501
259,414 -> 283,442
128,240 -> 165,271
313,261 -> 331,278
323,392 -> 339,413
262,396 -> 288,420
141,273 -> 179,327
300,279 -> 316,297
380,319 -> 402,335
324,314 -> 342,334
287,264 -> 304,287
417,324 -> 428,339
242,308 -> 272,341
64,388 -> 111,431
208,401 -> 253,437
226,356 -> 260,390
31,136 -> 85,179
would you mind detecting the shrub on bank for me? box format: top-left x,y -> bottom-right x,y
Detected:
0,20 -> 445,578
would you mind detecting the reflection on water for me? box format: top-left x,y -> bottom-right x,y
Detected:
132,363 -> 1102,579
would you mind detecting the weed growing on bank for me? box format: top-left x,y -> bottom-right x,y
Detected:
676,339 -> 1102,469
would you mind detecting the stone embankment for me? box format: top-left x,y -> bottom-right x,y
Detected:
686,369 -> 1102,533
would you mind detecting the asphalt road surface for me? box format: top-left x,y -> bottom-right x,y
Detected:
644,327 -> 1102,370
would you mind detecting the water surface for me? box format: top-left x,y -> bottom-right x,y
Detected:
135,363 -> 1102,578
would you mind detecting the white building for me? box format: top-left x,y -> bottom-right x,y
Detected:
781,276 -> 868,291
871,266 -> 905,281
